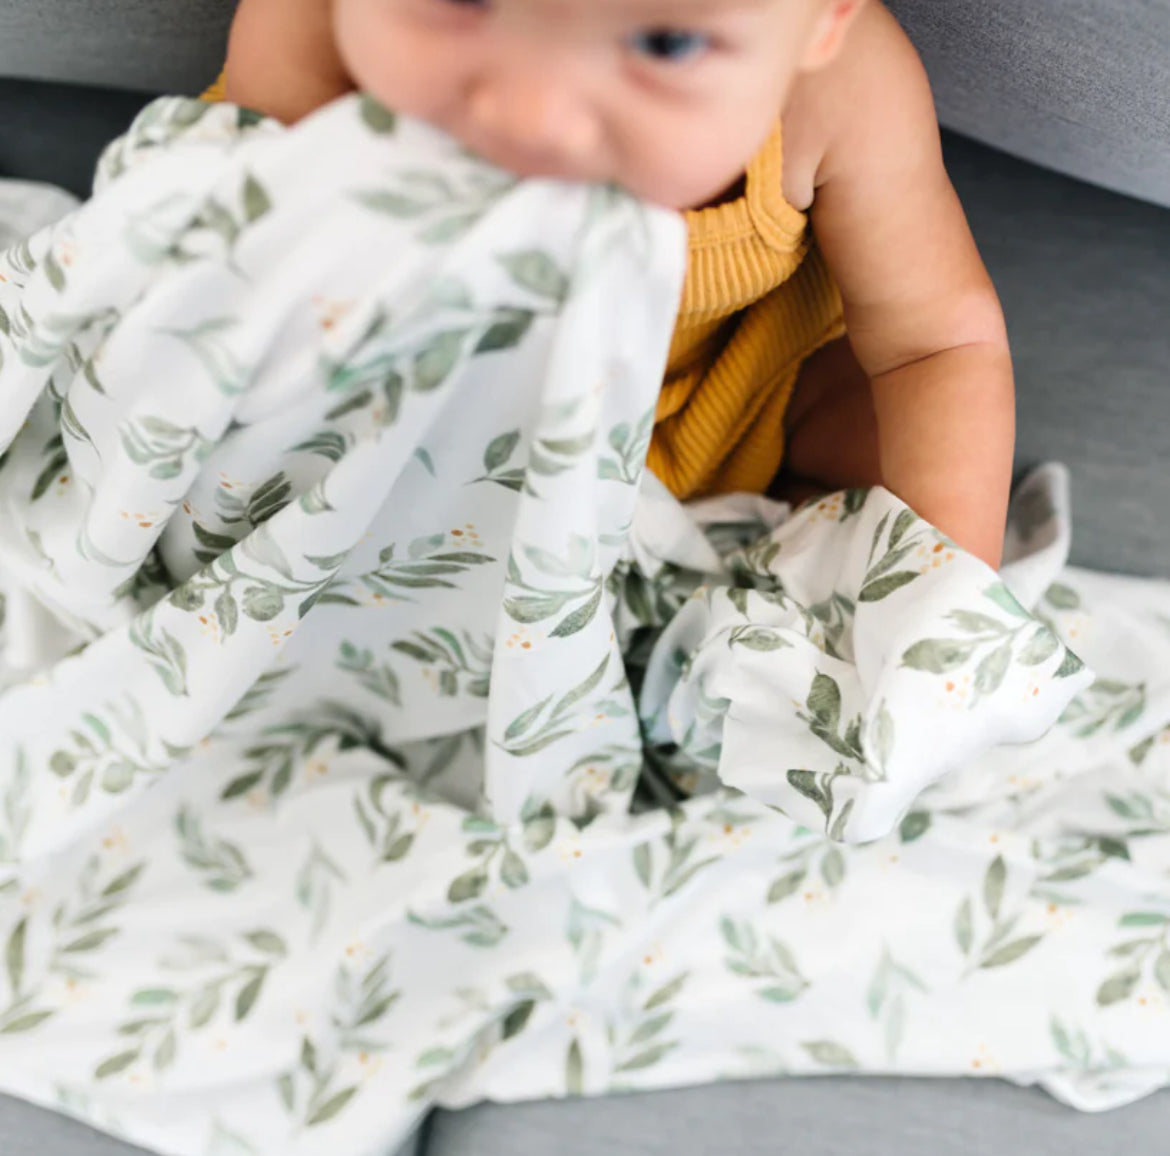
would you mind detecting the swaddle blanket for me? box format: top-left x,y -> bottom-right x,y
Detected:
0,97 -> 1167,1156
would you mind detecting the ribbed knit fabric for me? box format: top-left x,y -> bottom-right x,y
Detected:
201,75 -> 843,499
201,70 -> 227,103
652,120 -> 846,499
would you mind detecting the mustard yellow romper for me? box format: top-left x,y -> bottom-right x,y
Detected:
653,121 -> 845,500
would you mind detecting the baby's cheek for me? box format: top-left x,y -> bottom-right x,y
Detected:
623,132 -> 755,211
335,8 -> 439,115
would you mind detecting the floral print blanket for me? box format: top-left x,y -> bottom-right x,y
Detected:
1,97 -> 1168,1156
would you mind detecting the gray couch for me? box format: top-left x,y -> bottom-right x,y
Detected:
2,2 -> 1169,1154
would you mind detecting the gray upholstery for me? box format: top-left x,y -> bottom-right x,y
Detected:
0,0 -> 232,96
886,0 -> 1170,210
0,78 -> 150,197
0,1093 -> 423,1156
941,133 -> 1170,577
426,1078 -> 1170,1156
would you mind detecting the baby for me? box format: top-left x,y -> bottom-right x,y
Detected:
220,0 -> 1014,567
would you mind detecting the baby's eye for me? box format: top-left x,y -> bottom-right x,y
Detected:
627,28 -> 712,63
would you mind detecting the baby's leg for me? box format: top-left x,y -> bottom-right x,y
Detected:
771,335 -> 883,503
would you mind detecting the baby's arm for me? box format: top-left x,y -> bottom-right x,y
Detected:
224,0 -> 355,123
803,6 -> 1014,568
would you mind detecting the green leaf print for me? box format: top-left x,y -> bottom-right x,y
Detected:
475,307 -> 535,354
407,905 -> 509,949
98,931 -> 279,1078
607,970 -> 688,1078
566,1039 -> 585,1095
633,844 -> 653,889
615,1043 -> 678,1073
1060,679 -> 1146,737
161,318 -> 249,396
867,949 -> 928,1060
44,247 -> 67,292
484,430 -> 521,475
359,95 -> 398,134
768,870 -> 805,904
984,581 -> 1031,618
498,250 -> 570,302
1019,627 -> 1061,666
974,641 -> 1013,696
728,626 -> 790,653
328,537 -> 495,606
501,999 -> 537,1040
980,936 -> 1043,970
955,897 -> 974,956
1097,968 -> 1141,1008
550,587 -> 604,638
95,1052 -> 139,1080
984,855 -> 1007,921
273,957 -> 398,1125
887,508 -> 917,549
808,673 -> 841,730
899,811 -> 932,843
859,571 -> 920,603
337,641 -> 402,704
801,1041 -> 859,1070
644,974 -> 689,1013
30,433 -> 68,502
787,769 -> 836,823
902,639 -> 975,674
241,174 -> 272,224
307,1088 -> 359,1128
1045,582 -> 1082,611
5,918 -> 26,995
235,970 -> 266,1020
448,869 -> 489,904
2,858 -> 144,1034
414,328 -> 468,392
43,698 -> 165,801
352,774 -> 424,866
953,856 -> 1048,974
506,696 -> 554,743
176,808 -> 254,893
500,850 -> 530,888
598,408 -> 655,486
216,472 -> 294,534
1154,951 -> 1170,994
220,703 -> 396,804
497,654 -> 611,758
521,798 -> 558,852
1120,913 -> 1170,928
721,917 -> 808,1004
292,430 -> 349,463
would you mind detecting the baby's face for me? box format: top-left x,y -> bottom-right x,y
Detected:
333,0 -> 842,210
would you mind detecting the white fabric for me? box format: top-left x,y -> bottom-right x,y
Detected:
1,97 -> 1169,1156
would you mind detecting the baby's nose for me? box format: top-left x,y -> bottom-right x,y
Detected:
467,73 -> 601,173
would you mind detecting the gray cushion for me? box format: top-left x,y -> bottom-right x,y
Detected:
0,1092 -> 423,1156
0,79 -> 151,197
0,0 -> 233,95
941,132 -> 1170,577
425,1078 -> 1170,1156
886,0 -> 1170,210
